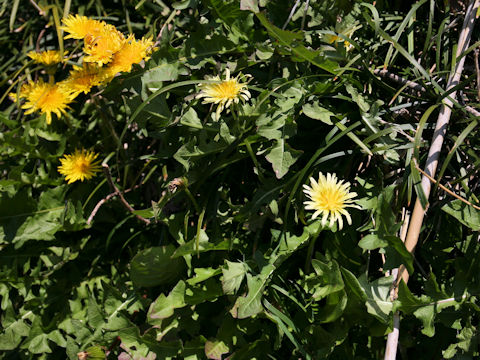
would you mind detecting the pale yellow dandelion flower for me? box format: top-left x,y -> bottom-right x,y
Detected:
60,14 -> 106,40
102,35 -> 156,79
83,25 -> 125,66
21,80 -> 74,124
58,149 -> 101,184
196,69 -> 251,118
303,172 -> 360,230
59,64 -> 104,97
27,50 -> 64,66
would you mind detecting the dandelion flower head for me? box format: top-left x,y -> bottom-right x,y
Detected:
303,172 -> 360,230
196,68 -> 251,118
60,64 -> 104,97
61,14 -> 106,40
21,80 -> 74,125
103,35 -> 156,78
83,25 -> 125,66
28,50 -> 64,66
58,149 -> 101,184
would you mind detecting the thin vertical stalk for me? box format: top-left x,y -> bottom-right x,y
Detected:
396,0 -> 480,288
385,2 -> 480,359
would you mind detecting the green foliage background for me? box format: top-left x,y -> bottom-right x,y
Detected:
1,0 -> 480,359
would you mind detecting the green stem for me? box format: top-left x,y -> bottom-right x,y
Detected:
184,185 -> 200,214
304,230 -> 321,273
244,138 -> 265,182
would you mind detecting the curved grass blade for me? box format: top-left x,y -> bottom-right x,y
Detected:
435,119 -> 478,193
383,0 -> 428,68
413,104 -> 439,160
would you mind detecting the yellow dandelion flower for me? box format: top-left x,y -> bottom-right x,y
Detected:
27,50 -> 64,66
102,35 -> 155,78
83,25 -> 125,66
60,14 -> 106,40
59,64 -> 104,97
196,69 -> 251,118
21,80 -> 74,125
58,149 -> 101,184
303,172 -> 360,230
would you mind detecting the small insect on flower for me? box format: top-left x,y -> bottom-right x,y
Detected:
58,149 -> 101,184
303,172 -> 360,230
196,68 -> 251,119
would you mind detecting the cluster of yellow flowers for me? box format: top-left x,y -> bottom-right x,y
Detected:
37,22 -> 358,230
10,14 -> 155,125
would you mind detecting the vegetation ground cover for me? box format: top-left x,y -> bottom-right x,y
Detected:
1,0 -> 480,359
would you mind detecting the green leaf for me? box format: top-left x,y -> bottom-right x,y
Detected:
222,261 -> 248,294
174,136 -> 229,171
143,60 -> 186,87
185,279 -> 224,305
172,234 -> 230,258
0,316 -> 30,350
0,187 -> 67,246
302,101 -> 334,125
233,264 -> 275,319
131,245 -> 187,287
340,267 -> 368,302
358,233 -> 388,250
307,258 -> 344,300
256,13 -> 338,73
204,0 -> 246,28
87,297 -> 104,328
318,289 -> 348,323
148,281 -> 187,324
181,107 -> 204,130
25,333 -> 52,354
384,235 -> 414,275
205,339 -> 229,360
442,200 -> 480,231
397,278 -> 460,337
358,275 -> 394,325
265,140 -> 302,179
186,267 -> 222,285
345,83 -> 370,113
256,111 -> 288,140
273,222 -> 317,264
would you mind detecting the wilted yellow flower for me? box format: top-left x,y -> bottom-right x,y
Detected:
83,25 -> 125,66
303,172 -> 360,230
58,149 -> 101,184
60,64 -> 104,97
60,14 -> 106,40
27,50 -> 64,66
102,35 -> 155,78
21,80 -> 74,124
196,69 -> 251,118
